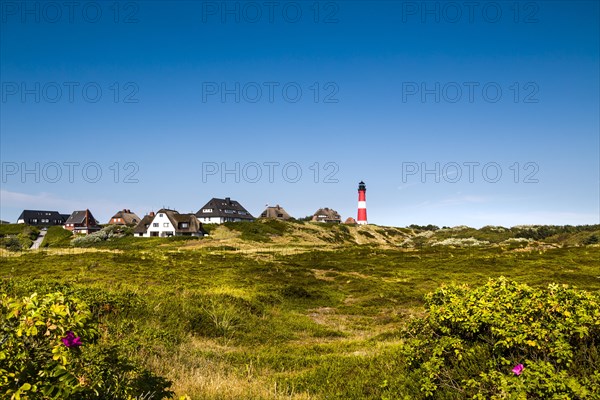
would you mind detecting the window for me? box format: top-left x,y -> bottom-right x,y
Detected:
159,213 -> 163,217
180,222 -> 189,228
202,208 -> 213,213
153,223 -> 159,227
163,222 -> 169,227
31,219 -> 38,223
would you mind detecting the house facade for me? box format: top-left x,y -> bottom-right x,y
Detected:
195,197 -> 254,224
108,209 -> 141,226
64,209 -> 101,234
312,207 -> 342,223
17,210 -> 69,227
134,209 -> 207,237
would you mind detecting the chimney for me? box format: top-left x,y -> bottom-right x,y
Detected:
149,211 -> 155,217
226,197 -> 231,204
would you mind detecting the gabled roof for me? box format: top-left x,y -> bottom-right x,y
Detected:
109,209 -> 141,225
161,209 -> 204,234
195,197 -> 254,220
135,209 -> 206,235
260,205 -> 292,219
18,210 -> 67,224
65,210 -> 100,226
133,214 -> 154,234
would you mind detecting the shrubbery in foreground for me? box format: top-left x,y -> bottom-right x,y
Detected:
0,292 -> 173,399
402,278 -> 600,399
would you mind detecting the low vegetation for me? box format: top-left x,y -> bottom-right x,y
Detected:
40,226 -> 73,248
0,221 -> 598,399
0,224 -> 39,251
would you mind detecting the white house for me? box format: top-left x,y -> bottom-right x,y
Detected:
133,209 -> 207,237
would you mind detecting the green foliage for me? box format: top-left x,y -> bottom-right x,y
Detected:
402,278 -> 600,398
0,291 -> 173,399
40,227 -> 73,248
224,220 -> 288,242
582,234 -> 599,245
358,230 -> 376,239
409,224 -> 440,231
0,225 -> 30,236
0,225 -> 39,251
0,223 -> 599,399
71,225 -> 133,247
514,225 -> 599,241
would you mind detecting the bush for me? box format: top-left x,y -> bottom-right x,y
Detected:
71,225 -> 133,247
0,292 -> 173,399
401,278 -> 600,398
41,227 -> 73,248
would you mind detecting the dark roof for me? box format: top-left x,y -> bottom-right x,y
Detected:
17,210 -> 68,226
260,205 -> 292,219
195,197 -> 254,220
109,209 -> 141,225
65,210 -> 100,226
133,214 -> 154,234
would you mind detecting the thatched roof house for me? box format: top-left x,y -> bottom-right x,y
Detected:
311,208 -> 341,223
259,205 -> 292,220
108,209 -> 141,226
134,209 -> 207,237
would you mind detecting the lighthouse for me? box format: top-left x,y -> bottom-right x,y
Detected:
357,181 -> 367,225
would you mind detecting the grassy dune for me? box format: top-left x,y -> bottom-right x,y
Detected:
1,221 -> 599,398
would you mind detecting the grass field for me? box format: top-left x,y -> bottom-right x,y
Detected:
1,221 -> 599,399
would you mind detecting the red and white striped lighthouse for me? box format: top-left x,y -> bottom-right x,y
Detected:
357,181 -> 367,225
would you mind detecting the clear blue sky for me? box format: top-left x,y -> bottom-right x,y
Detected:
1,1 -> 598,227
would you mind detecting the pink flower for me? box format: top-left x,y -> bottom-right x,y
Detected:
61,331 -> 82,348
512,364 -> 524,375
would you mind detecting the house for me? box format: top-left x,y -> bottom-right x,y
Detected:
311,207 -> 341,223
64,209 -> 101,234
259,205 -> 292,220
195,197 -> 254,224
108,209 -> 141,226
17,210 -> 69,227
133,209 -> 207,237
133,213 -> 155,237
344,217 -> 357,225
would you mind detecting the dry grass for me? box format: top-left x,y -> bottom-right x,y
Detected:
145,337 -> 313,400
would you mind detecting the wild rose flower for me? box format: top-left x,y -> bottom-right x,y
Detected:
512,364 -> 524,375
61,331 -> 82,348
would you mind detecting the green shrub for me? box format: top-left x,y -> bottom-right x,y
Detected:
582,234 -> 599,245
401,278 -> 600,398
224,220 -> 288,242
41,227 -> 73,248
71,225 -> 133,247
0,292 -> 173,399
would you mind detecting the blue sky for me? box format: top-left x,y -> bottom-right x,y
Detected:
1,0 -> 598,227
